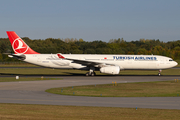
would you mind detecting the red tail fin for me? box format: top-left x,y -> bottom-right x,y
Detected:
6,31 -> 39,54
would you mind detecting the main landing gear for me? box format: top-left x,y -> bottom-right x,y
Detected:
86,68 -> 96,76
86,72 -> 96,76
158,70 -> 162,76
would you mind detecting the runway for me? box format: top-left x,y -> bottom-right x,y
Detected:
0,76 -> 180,109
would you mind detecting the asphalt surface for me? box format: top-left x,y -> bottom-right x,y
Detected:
0,76 -> 180,109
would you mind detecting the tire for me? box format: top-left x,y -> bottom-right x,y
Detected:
86,72 -> 89,76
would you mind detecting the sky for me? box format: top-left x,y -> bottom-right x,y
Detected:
0,0 -> 180,42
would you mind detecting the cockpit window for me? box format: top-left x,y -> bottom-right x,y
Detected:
169,59 -> 173,61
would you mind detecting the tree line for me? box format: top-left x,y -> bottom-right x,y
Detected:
0,37 -> 180,62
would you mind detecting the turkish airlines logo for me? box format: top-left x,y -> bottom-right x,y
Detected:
12,38 -> 29,54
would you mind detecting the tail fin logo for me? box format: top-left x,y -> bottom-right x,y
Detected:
12,38 -> 29,54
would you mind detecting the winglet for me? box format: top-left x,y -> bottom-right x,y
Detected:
57,53 -> 65,59
6,31 -> 39,54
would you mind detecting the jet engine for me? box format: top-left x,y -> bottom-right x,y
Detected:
100,66 -> 120,75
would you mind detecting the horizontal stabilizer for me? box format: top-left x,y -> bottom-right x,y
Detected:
7,54 -> 26,60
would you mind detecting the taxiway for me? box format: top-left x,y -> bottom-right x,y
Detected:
0,76 -> 179,109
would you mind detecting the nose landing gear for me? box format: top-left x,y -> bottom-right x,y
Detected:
158,70 -> 162,76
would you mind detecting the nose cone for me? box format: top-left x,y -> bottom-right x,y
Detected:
174,61 -> 178,67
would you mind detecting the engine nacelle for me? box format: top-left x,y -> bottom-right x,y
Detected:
100,66 -> 120,75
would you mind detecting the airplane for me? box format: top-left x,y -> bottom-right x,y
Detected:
6,31 -> 178,76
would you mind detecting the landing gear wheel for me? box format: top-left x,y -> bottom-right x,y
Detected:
158,70 -> 162,76
91,72 -> 96,76
85,72 -> 96,76
86,72 -> 90,76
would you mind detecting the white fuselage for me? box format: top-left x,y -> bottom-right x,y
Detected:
23,54 -> 178,70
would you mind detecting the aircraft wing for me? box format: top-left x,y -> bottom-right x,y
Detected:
57,53 -> 114,67
66,58 -> 101,66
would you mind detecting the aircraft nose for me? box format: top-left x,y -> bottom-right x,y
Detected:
174,61 -> 178,66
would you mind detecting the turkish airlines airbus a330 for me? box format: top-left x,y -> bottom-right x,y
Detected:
6,31 -> 178,76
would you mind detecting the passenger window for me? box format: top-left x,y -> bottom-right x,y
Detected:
169,59 -> 173,61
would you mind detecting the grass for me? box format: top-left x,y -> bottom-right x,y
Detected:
0,63 -> 38,67
0,68 -> 86,76
121,69 -> 180,75
46,80 -> 180,97
0,103 -> 179,120
0,77 -> 61,82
